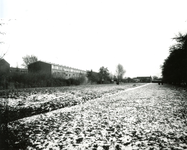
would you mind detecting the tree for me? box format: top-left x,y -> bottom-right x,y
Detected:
22,55 -> 38,68
152,76 -> 159,80
98,66 -> 110,84
162,32 -> 187,85
109,72 -> 115,83
87,70 -> 99,84
0,20 -> 7,59
116,64 -> 126,83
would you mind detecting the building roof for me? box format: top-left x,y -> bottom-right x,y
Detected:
29,60 -> 86,73
0,59 -> 10,65
137,76 -> 152,79
10,67 -> 28,72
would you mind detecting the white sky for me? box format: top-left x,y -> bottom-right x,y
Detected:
0,0 -> 187,77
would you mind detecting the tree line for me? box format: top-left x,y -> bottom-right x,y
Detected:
0,54 -> 126,89
162,33 -> 187,85
87,64 -> 126,84
23,55 -> 126,84
22,55 -> 126,85
21,55 -> 126,84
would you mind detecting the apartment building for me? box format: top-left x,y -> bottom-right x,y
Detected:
28,61 -> 86,78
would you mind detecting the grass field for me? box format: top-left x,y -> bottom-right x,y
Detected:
1,83 -> 187,149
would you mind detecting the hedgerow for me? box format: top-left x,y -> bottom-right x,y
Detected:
3,72 -> 87,89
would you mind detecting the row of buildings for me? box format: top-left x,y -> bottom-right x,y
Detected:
0,59 -> 28,74
132,76 -> 152,83
0,59 -> 86,79
28,61 -> 87,78
1,59 -> 152,83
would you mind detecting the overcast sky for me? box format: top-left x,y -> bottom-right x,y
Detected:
0,0 -> 187,77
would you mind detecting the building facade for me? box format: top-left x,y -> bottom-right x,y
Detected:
133,76 -> 152,83
28,61 -> 86,78
0,59 -> 10,75
0,59 -> 10,89
28,61 -> 51,74
10,67 -> 28,73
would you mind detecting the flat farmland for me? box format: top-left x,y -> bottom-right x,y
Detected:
0,83 -> 145,123
1,83 -> 187,149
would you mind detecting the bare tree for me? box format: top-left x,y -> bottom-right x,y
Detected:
0,19 -> 15,59
116,64 -> 126,83
22,55 -> 38,68
0,20 -> 6,59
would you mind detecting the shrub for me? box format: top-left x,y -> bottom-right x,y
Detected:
5,72 -> 88,89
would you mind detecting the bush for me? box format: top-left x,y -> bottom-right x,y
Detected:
5,72 -> 88,89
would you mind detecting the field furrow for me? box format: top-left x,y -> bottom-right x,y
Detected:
0,83 -> 144,123
1,83 -> 187,149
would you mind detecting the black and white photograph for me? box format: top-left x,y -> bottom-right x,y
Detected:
0,0 -> 187,149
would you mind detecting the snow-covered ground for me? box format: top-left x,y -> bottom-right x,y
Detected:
0,83 -> 145,122
3,83 -> 187,149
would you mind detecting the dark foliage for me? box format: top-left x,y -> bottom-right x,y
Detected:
162,33 -> 187,85
87,70 -> 100,84
0,72 -> 87,90
98,66 -> 111,84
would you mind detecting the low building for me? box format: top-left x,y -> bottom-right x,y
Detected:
28,61 -> 51,74
133,76 -> 152,83
10,67 -> 28,73
28,61 -> 86,78
0,59 -> 10,89
0,59 -> 10,75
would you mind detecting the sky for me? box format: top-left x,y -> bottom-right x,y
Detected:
0,0 -> 187,78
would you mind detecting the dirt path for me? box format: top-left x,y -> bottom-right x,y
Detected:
6,83 -> 187,149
